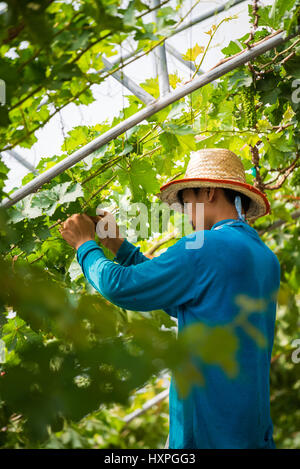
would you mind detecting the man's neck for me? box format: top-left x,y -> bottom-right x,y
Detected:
206,210 -> 239,230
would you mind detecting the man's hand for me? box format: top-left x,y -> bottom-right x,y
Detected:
60,213 -> 96,250
89,210 -> 124,256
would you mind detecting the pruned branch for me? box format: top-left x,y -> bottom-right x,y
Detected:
258,209 -> 300,236
145,232 -> 177,257
2,0 -> 55,45
3,22 -> 25,45
264,153 -> 300,190
260,37 -> 300,70
250,144 -> 264,192
81,174 -> 117,209
244,0 -> 260,49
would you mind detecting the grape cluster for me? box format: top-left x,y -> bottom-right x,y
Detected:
239,85 -> 257,129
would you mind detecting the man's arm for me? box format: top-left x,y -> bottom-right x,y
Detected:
76,236 -> 199,314
90,212 -> 151,267
111,238 -> 178,318
60,214 -> 195,317
93,213 -> 178,317
112,238 -> 151,266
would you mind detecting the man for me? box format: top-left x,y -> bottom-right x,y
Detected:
60,148 -> 280,449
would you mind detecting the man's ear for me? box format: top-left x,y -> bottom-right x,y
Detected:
207,187 -> 216,203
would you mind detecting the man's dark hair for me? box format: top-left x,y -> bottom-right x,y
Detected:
177,187 -> 251,213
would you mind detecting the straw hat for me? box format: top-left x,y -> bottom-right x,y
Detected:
156,148 -> 270,222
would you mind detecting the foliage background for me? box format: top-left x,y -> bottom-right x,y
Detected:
0,0 -> 299,449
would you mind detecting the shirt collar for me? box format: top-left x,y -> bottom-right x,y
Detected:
211,218 -> 240,230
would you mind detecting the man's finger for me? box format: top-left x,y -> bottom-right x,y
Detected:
82,213 -> 92,220
88,215 -> 102,223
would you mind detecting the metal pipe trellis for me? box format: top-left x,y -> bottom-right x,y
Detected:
152,0 -> 170,97
123,389 -> 169,424
171,0 -> 247,37
36,1 -> 247,112
1,150 -> 38,175
101,56 -> 154,105
0,29 -> 295,209
110,0 -> 248,68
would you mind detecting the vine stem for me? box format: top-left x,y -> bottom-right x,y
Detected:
2,37 -> 167,152
263,153 -> 300,191
144,232 -> 177,256
244,0 -> 260,49
136,0 -> 170,19
258,210 -> 300,236
135,146 -> 162,161
208,29 -> 283,72
7,0 -> 193,115
3,0 -> 215,152
250,144 -> 264,192
81,174 -> 117,209
81,155 -> 125,185
16,11 -> 82,74
192,17 -> 230,79
175,0 -> 202,30
260,37 -> 300,70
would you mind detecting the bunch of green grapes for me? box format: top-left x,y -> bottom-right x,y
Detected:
239,85 -> 257,129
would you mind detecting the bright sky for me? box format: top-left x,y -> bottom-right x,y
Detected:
2,0 -> 273,192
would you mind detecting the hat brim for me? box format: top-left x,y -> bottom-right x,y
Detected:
156,177 -> 270,222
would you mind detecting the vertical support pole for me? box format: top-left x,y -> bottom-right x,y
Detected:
152,0 -> 170,96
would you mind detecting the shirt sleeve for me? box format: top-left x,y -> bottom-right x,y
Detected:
112,238 -> 150,266
76,237 -> 199,314
112,238 -> 178,318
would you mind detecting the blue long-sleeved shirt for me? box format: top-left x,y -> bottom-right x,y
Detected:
77,218 -> 280,449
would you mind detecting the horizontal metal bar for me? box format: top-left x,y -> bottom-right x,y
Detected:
101,56 -> 155,105
123,389 -> 169,424
1,29 -> 292,209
